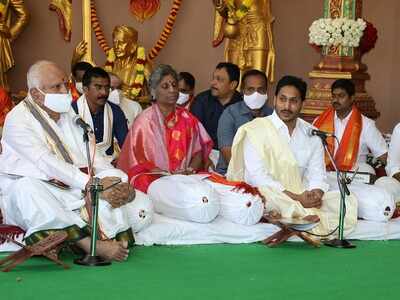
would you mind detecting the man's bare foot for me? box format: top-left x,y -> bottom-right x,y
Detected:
303,215 -> 320,223
96,240 -> 129,262
76,238 -> 129,262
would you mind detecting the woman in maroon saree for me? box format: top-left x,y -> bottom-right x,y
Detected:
118,65 -> 213,192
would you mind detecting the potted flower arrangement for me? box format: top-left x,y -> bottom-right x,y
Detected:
309,18 -> 377,56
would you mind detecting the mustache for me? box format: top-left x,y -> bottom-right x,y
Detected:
280,109 -> 293,114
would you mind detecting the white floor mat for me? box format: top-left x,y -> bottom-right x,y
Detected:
1,215 -> 400,251
134,213 -> 400,246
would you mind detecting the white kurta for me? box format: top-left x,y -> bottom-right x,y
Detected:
119,96 -> 142,128
333,111 -> 387,173
327,111 -> 394,222
0,99 -> 153,244
244,111 -> 329,193
387,123 -> 400,177
376,123 -> 400,204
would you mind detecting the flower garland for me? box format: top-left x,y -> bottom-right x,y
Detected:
226,0 -> 253,22
147,0 -> 183,60
90,0 -> 183,62
309,18 -> 366,48
131,46 -> 146,97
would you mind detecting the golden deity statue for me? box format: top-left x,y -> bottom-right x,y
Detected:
72,25 -> 152,103
212,0 -> 275,82
0,0 -> 29,90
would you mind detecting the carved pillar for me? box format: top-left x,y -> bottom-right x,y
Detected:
302,0 -> 379,122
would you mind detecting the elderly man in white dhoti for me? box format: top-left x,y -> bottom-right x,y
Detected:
227,76 -> 358,236
0,60 -> 153,261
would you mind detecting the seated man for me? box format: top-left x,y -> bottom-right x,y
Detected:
118,64 -> 264,226
177,72 -> 196,110
216,69 -> 273,175
379,122 -> 400,204
227,75 -> 358,236
72,67 -> 128,162
0,61 -> 153,261
108,72 -> 142,128
190,62 -> 242,149
70,61 -> 93,101
314,79 -> 395,222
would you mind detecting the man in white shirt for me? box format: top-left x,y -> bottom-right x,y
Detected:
378,123 -> 400,204
108,72 -> 142,128
227,75 -> 358,236
0,61 -> 153,261
314,79 -> 395,222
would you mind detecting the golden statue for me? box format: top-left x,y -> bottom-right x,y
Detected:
212,0 -> 275,82
72,25 -> 152,103
0,0 -> 29,90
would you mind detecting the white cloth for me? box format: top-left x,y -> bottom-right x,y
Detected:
326,172 -> 395,222
119,96 -> 142,128
244,111 -> 329,193
387,122 -> 400,177
76,95 -> 113,157
375,176 -> 400,204
147,174 -> 264,226
0,100 -> 153,240
333,111 -> 387,171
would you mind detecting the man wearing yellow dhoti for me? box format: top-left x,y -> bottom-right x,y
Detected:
227,75 -> 358,236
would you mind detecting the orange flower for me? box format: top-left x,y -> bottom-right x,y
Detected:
130,0 -> 161,23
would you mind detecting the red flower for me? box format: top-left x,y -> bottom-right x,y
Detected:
359,21 -> 378,55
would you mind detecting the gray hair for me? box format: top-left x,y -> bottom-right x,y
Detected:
148,64 -> 178,99
27,60 -> 58,90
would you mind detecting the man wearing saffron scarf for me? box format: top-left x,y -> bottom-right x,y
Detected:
227,76 -> 358,237
314,79 -> 395,222
118,65 -> 264,226
0,61 -> 153,261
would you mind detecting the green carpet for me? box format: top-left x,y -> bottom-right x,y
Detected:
0,241 -> 398,300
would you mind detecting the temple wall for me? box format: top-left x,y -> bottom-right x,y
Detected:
7,0 -> 400,132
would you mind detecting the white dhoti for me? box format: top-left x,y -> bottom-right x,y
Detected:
327,172 -> 395,222
147,174 -> 264,226
0,169 -> 154,245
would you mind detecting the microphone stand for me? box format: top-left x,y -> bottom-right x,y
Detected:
74,127 -> 112,266
319,136 -> 356,249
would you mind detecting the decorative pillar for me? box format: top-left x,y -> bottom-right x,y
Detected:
302,0 -> 379,122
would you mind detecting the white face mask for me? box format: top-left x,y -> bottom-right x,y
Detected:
243,91 -> 268,110
75,82 -> 83,94
37,88 -> 72,113
108,89 -> 121,105
176,92 -> 190,105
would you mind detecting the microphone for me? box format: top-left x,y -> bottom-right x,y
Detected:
308,128 -> 335,139
73,115 -> 93,133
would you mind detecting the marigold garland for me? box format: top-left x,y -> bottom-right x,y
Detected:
147,0 -> 183,61
89,0 -> 183,62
